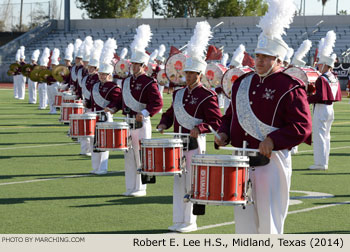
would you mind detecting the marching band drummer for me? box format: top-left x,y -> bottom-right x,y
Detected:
60,43 -> 74,91
77,36 -> 93,100
157,21 -> 222,233
46,48 -> 60,114
28,49 -> 40,104
69,39 -> 83,94
79,40 -> 104,157
215,0 -> 312,234
308,31 -> 342,171
37,47 -> 51,110
121,24 -> 163,197
89,38 -> 122,175
16,46 -> 27,100
12,49 -> 21,99
155,44 -> 167,113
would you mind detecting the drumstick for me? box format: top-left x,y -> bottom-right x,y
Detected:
208,125 -> 221,140
163,132 -> 190,136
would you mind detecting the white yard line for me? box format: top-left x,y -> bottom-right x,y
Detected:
0,171 -> 124,186
0,143 -> 77,150
296,145 -> 350,154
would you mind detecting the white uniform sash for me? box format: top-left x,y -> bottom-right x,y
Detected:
174,88 -> 203,130
71,65 -> 77,82
92,82 -> 109,108
236,74 -> 278,141
122,77 -> 146,113
77,68 -> 83,87
322,73 -> 339,100
81,75 -> 90,100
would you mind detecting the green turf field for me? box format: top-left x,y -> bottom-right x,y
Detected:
0,88 -> 349,234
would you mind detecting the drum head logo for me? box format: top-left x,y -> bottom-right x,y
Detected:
206,70 -> 215,81
258,36 -> 268,48
199,169 -> 207,198
175,60 -> 183,70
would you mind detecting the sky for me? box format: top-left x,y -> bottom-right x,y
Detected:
3,0 -> 350,21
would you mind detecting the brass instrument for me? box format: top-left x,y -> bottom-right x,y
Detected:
39,69 -> 53,82
7,63 -> 21,76
29,66 -> 46,82
52,65 -> 69,82
21,64 -> 34,77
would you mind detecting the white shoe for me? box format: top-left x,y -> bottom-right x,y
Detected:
122,190 -> 133,196
309,164 -> 328,170
176,223 -> 197,233
49,111 -> 57,114
129,190 -> 146,197
94,170 -> 108,175
38,107 -> 47,110
168,223 -> 182,231
80,152 -> 91,156
90,169 -> 97,174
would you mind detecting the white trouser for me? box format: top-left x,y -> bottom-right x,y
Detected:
234,149 -> 292,234
17,74 -> 26,99
218,93 -> 225,108
91,113 -> 113,172
158,84 -> 164,113
47,82 -> 59,113
38,83 -> 48,109
13,75 -> 19,98
173,135 -> 206,224
124,117 -> 152,193
28,79 -> 37,104
80,138 -> 91,154
224,96 -> 231,114
312,104 -> 334,167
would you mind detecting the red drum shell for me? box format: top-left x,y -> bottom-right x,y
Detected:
69,113 -> 97,138
191,154 -> 249,205
54,93 -> 63,107
94,122 -> 129,151
60,103 -> 84,123
140,138 -> 183,175
221,67 -> 252,99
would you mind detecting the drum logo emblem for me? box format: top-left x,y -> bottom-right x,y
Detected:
101,130 -> 105,147
199,169 -> 207,198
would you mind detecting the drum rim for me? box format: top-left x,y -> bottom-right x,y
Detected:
96,121 -> 130,129
61,103 -> 84,107
139,171 -> 182,176
192,154 -> 249,161
95,147 -> 128,151
141,138 -> 183,146
69,114 -> 97,119
190,199 -> 247,206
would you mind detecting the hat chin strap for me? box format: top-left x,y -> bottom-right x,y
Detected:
257,58 -> 278,78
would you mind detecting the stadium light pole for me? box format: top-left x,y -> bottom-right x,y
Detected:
64,0 -> 70,32
19,0 -> 23,31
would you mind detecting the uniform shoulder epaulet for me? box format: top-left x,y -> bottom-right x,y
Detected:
280,71 -> 304,87
141,74 -> 155,83
202,85 -> 216,96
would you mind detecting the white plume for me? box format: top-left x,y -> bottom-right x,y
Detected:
318,38 -> 325,52
221,53 -> 229,66
74,38 -> 82,57
150,49 -> 159,61
230,44 -> 245,65
257,0 -> 296,39
294,40 -> 312,60
15,49 -> 21,61
158,44 -> 166,57
82,36 -> 94,60
20,46 -> 25,59
320,30 -> 336,57
39,47 -> 50,66
64,43 -> 74,60
285,47 -> 294,60
130,24 -> 152,52
31,49 -> 40,61
120,48 -> 128,59
90,40 -> 104,62
51,48 -> 60,62
331,53 -> 337,60
187,21 -> 212,60
100,38 -> 117,65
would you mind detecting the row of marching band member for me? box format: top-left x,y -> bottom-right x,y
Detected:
9,0 -> 343,235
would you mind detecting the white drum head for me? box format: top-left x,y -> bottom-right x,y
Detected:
96,121 -> 129,129
141,138 -> 183,147
114,59 -> 130,78
205,63 -> 227,87
157,69 -> 168,86
191,154 -> 249,167
221,67 -> 252,99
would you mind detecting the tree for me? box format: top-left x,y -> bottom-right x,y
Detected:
151,0 -> 268,18
338,10 -> 347,15
76,0 -> 149,18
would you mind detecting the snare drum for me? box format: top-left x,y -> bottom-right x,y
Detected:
94,122 -> 129,151
69,113 -> 97,138
62,94 -> 78,103
60,103 -> 84,123
140,138 -> 183,176
190,154 -> 249,206
204,63 -> 227,87
54,93 -> 63,108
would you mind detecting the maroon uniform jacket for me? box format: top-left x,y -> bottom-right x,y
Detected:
121,74 -> 163,117
219,71 -> 312,150
69,64 -> 83,93
90,81 -> 123,112
159,84 -> 222,134
84,73 -> 100,109
308,71 -> 342,105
